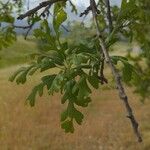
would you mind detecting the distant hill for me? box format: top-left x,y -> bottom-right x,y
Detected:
14,20 -> 40,35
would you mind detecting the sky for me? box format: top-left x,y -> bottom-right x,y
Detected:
7,0 -> 121,29
26,0 -> 121,9
1,0 -> 121,6
71,0 -> 121,7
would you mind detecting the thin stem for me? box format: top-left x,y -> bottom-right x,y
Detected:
105,0 -> 113,33
17,0 -> 67,20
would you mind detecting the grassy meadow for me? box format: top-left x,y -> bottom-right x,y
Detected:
0,36 -> 38,68
0,37 -> 150,150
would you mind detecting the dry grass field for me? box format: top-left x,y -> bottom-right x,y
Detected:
0,65 -> 150,150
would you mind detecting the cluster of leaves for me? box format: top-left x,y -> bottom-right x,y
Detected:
9,2 -> 102,133
111,56 -> 139,84
5,0 -> 150,132
129,0 -> 150,101
117,0 -> 150,101
0,1 -> 17,49
98,0 -> 150,101
0,0 -> 25,50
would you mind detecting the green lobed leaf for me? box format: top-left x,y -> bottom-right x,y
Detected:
75,97 -> 92,107
73,108 -> 84,125
77,76 -> 92,99
40,57 -> 56,72
49,72 -> 65,95
111,55 -> 139,83
61,80 -> 74,104
61,110 -> 68,122
122,64 -> 133,82
9,67 -> 26,82
88,74 -> 99,89
15,65 -> 35,84
61,120 -> 74,133
61,101 -> 84,133
42,75 -> 56,90
29,67 -> 39,76
53,4 -> 67,33
26,83 -> 45,107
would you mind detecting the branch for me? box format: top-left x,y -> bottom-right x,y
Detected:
79,1 -> 100,17
23,5 -> 52,40
24,24 -> 34,40
105,0 -> 113,33
17,0 -> 67,20
13,24 -> 32,29
80,6 -> 92,17
90,0 -> 142,142
99,55 -> 108,84
16,0 -> 69,39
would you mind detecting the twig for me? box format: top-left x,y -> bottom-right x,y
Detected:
24,4 -> 55,39
17,0 -> 66,20
23,5 -> 52,40
98,0 -> 113,84
99,55 -> 108,84
79,2 -> 100,17
80,6 -> 92,17
15,0 -> 69,39
105,0 -> 113,32
13,24 -> 32,29
90,0 -> 142,142
24,23 -> 34,40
